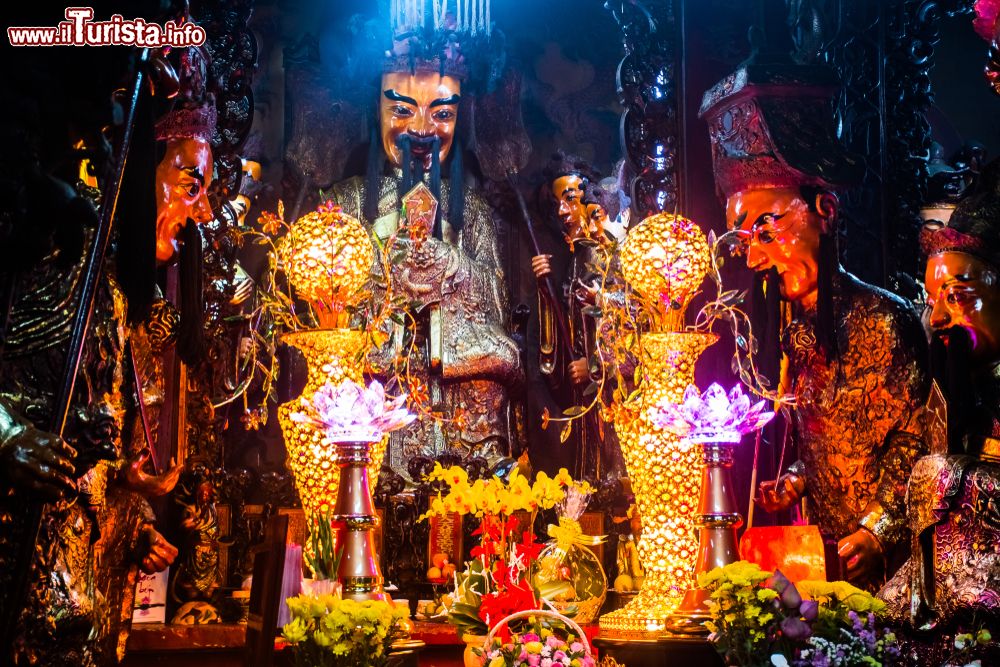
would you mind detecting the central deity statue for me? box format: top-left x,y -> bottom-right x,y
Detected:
330,10 -> 521,471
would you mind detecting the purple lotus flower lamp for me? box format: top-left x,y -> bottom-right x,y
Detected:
652,383 -> 774,445
290,378 -> 415,601
662,383 -> 776,635
290,378 -> 415,443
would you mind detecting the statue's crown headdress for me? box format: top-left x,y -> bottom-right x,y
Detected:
921,158 -> 1000,268
381,0 -> 500,85
154,45 -> 216,142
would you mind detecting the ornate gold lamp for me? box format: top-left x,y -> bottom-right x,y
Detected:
275,206 -> 381,526
600,213 -> 717,635
655,383 -> 775,634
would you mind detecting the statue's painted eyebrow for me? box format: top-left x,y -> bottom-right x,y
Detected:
430,94 -> 461,107
181,166 -> 205,185
384,89 -> 418,106
752,212 -> 784,228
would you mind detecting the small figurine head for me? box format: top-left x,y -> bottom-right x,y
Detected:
229,156 -> 263,226
726,187 -> 839,307
552,172 -> 590,244
583,182 -> 628,244
196,479 -> 215,505
380,71 -> 462,171
154,137 -> 214,264
543,152 -> 600,249
921,160 -> 1000,365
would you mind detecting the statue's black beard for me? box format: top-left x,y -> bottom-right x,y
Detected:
930,326 -> 978,454
750,267 -> 782,390
176,219 -> 205,365
398,134 -> 443,237
364,130 -> 465,234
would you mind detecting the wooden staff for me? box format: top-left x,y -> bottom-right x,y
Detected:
505,169 -> 577,378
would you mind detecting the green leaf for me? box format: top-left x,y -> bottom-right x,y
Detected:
559,422 -> 573,443
720,289 -> 747,307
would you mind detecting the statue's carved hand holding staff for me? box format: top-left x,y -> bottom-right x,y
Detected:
0,404 -> 77,501
755,467 -> 806,513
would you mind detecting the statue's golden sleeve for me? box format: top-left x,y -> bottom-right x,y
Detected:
436,190 -> 520,384
859,430 -> 926,549
855,306 -> 929,550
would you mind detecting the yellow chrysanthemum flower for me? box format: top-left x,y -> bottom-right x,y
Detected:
282,617 -> 308,644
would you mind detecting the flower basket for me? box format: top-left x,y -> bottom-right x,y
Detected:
482,609 -> 594,666
533,539 -> 607,624
532,487 -> 607,624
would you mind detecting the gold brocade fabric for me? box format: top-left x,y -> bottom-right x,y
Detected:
879,454 -> 1000,631
330,175 -> 521,472
782,272 -> 928,551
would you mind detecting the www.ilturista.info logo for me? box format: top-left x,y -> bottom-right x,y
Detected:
7,8 -> 206,47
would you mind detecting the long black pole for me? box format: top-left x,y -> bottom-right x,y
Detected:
505,170 -> 577,369
0,49 -> 150,660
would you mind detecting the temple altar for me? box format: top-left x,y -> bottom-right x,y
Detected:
4,1 -> 1000,666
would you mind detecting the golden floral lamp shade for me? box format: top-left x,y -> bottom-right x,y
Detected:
619,213 -> 711,333
277,204 -> 374,327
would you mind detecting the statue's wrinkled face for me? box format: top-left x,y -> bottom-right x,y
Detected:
551,174 -> 589,245
726,187 -> 828,305
380,71 -> 461,170
155,137 -> 213,264
925,251 -> 1000,364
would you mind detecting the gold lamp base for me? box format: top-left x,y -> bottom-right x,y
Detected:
599,332 -> 717,636
333,440 -> 386,601
663,590 -> 711,635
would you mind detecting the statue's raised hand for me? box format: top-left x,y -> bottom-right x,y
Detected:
123,451 -> 183,497
837,527 -> 883,583
755,472 -> 806,512
139,524 -> 178,574
0,423 -> 77,501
